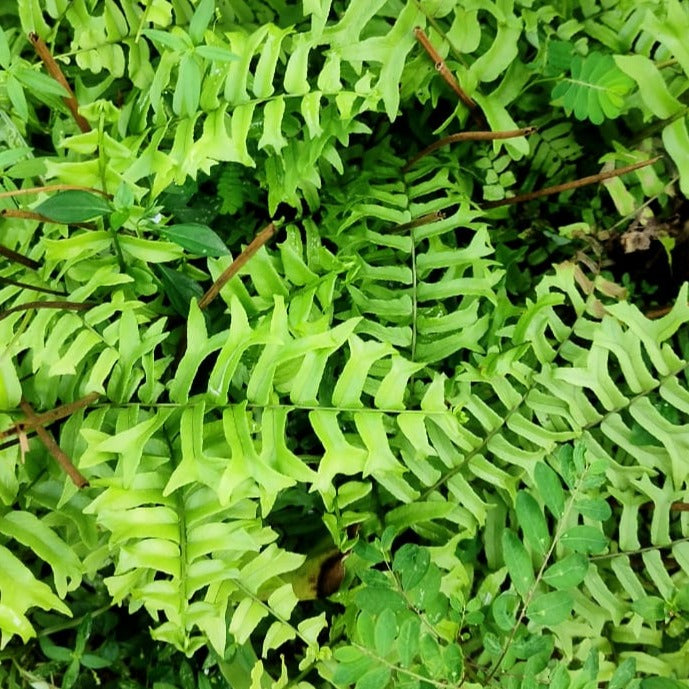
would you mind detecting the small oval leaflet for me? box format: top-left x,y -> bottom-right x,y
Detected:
542,553 -> 589,589
392,543 -> 430,591
159,223 -> 230,257
560,525 -> 608,554
35,190 -> 111,223
502,530 -> 534,598
526,590 -> 573,627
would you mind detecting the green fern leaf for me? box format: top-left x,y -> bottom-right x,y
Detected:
552,52 -> 634,124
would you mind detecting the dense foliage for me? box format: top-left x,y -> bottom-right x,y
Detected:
1,0 -> 689,687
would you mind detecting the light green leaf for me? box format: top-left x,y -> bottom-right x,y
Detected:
173,54 -> 201,118
189,0 -> 215,44
0,357 -> 21,410
614,55 -> 682,119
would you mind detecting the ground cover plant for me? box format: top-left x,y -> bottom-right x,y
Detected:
1,0 -> 689,687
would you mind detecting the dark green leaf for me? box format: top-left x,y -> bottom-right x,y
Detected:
534,462 -> 565,518
355,587 -> 406,615
156,265 -> 204,317
640,679 -> 687,689
526,590 -> 573,626
81,653 -> 112,669
35,190 -> 111,223
542,553 -> 589,589
392,543 -> 430,591
560,525 -> 607,554
492,592 -> 519,631
159,223 -> 230,257
502,530 -> 534,598
15,66 -> 70,97
609,658 -> 636,689
516,491 -> 550,557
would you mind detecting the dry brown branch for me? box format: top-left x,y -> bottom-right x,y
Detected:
29,32 -> 91,133
0,300 -> 94,322
19,400 -> 89,488
413,26 -> 479,117
0,184 -> 111,200
0,208 -> 97,229
391,211 -> 446,234
0,392 -> 100,441
0,276 -> 67,296
403,127 -> 537,172
483,156 -> 663,209
198,222 -> 278,310
0,244 -> 41,270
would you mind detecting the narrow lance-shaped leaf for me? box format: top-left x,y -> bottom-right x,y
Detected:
35,191 -> 111,223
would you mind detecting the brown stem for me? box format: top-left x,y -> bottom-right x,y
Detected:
19,400 -> 89,488
0,184 -> 111,200
404,127 -> 537,172
0,208 -> 96,229
0,392 -> 100,441
483,156 -> 663,209
0,300 -> 94,322
28,32 -> 91,133
198,222 -> 278,310
391,211 -> 446,234
0,276 -> 67,296
0,244 -> 41,270
645,304 -> 673,319
414,27 -> 478,111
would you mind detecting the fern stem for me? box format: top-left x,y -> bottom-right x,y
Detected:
589,536 -> 689,561
29,32 -> 91,133
483,156 -> 662,209
0,299 -> 95,323
19,399 -> 89,488
403,127 -> 536,172
198,221 -> 278,310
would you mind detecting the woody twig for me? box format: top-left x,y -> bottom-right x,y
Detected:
19,399 -> 89,488
198,222 -> 278,310
413,26 -> 483,125
29,32 -> 91,133
0,391 -> 100,441
483,157 -> 662,209
403,127 -> 537,172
